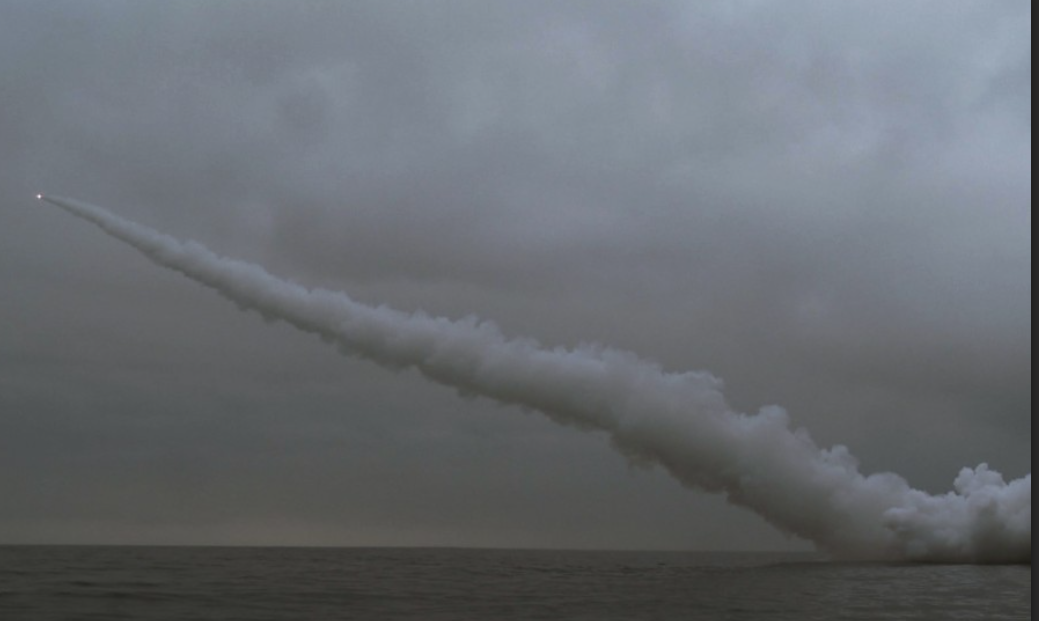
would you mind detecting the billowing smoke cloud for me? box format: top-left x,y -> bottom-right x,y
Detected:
40,195 -> 1030,564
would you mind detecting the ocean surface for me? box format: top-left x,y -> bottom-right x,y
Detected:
0,546 -> 1029,620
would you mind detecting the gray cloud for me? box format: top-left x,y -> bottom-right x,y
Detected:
0,0 -> 1029,550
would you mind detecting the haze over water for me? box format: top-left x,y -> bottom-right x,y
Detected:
1,546 -> 1031,620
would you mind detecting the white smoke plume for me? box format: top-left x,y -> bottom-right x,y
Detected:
40,194 -> 1030,564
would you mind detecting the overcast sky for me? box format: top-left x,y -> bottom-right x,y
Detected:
1,1 -> 1030,551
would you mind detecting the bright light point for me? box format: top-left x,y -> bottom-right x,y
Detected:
36,194 -> 43,200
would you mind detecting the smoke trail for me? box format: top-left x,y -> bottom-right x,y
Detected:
40,194 -> 1030,563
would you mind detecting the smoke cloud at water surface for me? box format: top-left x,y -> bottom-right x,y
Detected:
41,195 -> 1030,564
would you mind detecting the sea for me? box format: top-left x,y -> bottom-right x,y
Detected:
0,546 -> 1030,620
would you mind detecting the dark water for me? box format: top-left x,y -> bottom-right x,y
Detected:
0,546 -> 1029,620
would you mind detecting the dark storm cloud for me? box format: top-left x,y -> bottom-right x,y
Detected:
0,1 -> 1029,549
